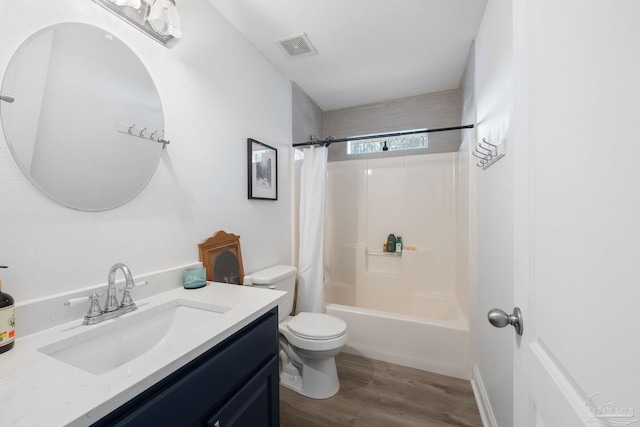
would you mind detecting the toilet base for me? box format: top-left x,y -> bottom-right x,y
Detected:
280,356 -> 340,399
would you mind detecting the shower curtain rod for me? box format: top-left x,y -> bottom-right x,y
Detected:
292,124 -> 474,148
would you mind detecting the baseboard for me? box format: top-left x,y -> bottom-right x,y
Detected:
471,364 -> 499,427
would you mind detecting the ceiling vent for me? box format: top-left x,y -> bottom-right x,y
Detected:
276,33 -> 317,58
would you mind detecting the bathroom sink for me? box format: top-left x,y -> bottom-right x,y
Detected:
38,299 -> 230,375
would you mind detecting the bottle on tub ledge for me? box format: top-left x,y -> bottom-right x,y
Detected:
386,234 -> 396,253
0,266 -> 15,354
395,236 -> 403,254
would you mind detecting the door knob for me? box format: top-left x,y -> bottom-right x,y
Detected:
488,307 -> 523,336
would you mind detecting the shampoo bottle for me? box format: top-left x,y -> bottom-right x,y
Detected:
386,234 -> 396,253
0,266 -> 15,354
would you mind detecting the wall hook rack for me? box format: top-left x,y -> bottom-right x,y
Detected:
117,123 -> 170,147
474,137 -> 505,169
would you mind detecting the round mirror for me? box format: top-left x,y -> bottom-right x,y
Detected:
0,23 -> 165,211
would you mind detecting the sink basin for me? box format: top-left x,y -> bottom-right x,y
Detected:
38,299 -> 230,375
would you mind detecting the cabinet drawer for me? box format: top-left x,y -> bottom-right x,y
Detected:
93,309 -> 278,427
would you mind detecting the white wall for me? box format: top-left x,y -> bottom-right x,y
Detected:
457,44 -> 475,394
457,44 -> 475,320
469,0 -> 514,426
0,0 -> 292,302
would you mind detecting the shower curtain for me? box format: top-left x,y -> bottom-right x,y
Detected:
297,146 -> 328,313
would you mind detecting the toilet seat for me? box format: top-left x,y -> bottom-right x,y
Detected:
279,313 -> 349,352
286,313 -> 347,340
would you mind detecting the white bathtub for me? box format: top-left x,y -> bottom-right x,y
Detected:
325,285 -> 471,380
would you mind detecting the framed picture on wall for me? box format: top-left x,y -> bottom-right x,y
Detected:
247,138 -> 278,200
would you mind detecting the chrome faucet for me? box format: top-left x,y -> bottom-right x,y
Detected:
65,263 -> 147,325
105,263 -> 134,312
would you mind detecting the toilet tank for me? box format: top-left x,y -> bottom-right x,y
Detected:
251,265 -> 297,321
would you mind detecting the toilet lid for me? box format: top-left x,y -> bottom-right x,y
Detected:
287,312 -> 347,340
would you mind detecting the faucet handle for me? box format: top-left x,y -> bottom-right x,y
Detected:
119,280 -> 148,308
64,293 -> 103,306
65,293 -> 103,320
119,280 -> 148,293
64,296 -> 89,306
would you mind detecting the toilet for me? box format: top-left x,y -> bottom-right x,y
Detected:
249,265 -> 349,399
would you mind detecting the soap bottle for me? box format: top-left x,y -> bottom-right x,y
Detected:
386,234 -> 396,253
0,266 -> 15,354
395,236 -> 403,254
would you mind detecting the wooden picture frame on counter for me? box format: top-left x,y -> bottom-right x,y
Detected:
198,230 -> 245,284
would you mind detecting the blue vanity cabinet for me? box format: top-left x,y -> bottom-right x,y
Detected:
91,308 -> 279,427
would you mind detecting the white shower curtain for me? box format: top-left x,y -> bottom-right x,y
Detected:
296,146 -> 328,313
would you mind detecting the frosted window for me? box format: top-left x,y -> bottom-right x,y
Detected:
347,131 -> 428,155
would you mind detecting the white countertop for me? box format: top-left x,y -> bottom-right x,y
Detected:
0,282 -> 285,427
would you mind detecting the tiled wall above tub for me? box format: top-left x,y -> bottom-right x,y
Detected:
323,90 -> 462,162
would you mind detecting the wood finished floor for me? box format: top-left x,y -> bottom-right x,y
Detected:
280,353 -> 482,427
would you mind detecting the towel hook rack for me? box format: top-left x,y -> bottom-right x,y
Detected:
118,123 -> 170,147
474,137 -> 505,170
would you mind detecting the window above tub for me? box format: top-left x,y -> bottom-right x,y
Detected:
347,130 -> 429,155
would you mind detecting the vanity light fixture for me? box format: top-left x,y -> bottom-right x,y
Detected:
90,0 -> 178,45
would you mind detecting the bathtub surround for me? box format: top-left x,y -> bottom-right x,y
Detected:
296,146 -> 328,313
325,154 -> 462,302
0,0 -> 292,303
324,152 -> 471,378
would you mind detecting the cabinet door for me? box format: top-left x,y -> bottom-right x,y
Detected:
207,356 -> 279,427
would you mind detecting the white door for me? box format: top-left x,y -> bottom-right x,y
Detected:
510,1 -> 640,426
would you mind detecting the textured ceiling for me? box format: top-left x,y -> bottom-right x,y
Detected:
208,0 -> 487,111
